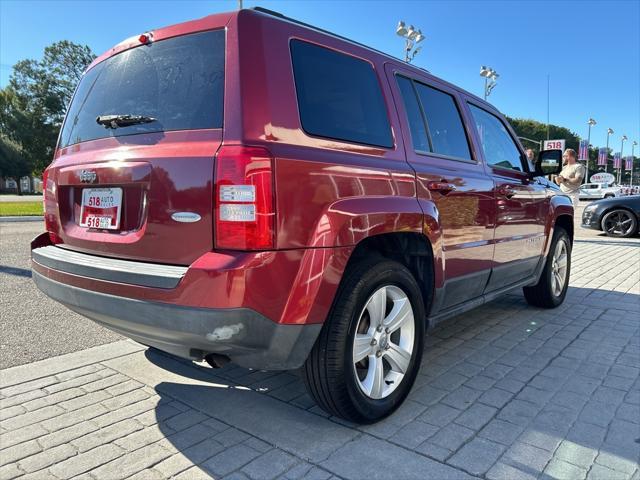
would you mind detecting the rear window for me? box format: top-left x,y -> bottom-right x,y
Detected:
290,40 -> 393,148
59,29 -> 225,148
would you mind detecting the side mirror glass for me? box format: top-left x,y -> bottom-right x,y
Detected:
535,149 -> 562,176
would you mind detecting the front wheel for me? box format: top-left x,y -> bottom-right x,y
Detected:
302,259 -> 425,423
523,227 -> 571,308
601,209 -> 638,237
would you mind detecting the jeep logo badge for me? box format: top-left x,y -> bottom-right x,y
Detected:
79,170 -> 97,183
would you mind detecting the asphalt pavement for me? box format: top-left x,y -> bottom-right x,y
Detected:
0,221 -> 122,369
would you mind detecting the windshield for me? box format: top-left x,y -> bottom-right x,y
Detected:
59,29 -> 225,148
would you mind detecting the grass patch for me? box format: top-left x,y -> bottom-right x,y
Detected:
0,201 -> 43,216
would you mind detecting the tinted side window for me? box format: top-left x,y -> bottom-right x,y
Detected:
290,40 -> 393,148
414,83 -> 471,159
468,104 -> 524,171
396,76 -> 429,152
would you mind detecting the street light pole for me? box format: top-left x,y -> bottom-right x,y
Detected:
585,118 -> 596,184
605,128 -> 613,173
619,135 -> 627,184
480,66 -> 499,100
631,141 -> 637,188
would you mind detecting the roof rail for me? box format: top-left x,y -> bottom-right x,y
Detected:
251,6 -> 430,74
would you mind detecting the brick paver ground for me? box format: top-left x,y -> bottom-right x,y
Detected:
1,235 -> 639,479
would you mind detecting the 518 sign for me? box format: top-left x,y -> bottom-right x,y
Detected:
86,195 -> 115,207
543,139 -> 565,152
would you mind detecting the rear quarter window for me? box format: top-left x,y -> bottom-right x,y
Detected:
60,29 -> 225,148
290,40 -> 393,148
414,83 -> 471,160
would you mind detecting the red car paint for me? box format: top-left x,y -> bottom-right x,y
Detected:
32,8 -> 572,341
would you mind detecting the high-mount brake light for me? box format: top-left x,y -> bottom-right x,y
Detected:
214,146 -> 275,250
138,33 -> 153,44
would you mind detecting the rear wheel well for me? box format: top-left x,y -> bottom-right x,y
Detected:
345,233 -> 434,322
555,215 -> 573,243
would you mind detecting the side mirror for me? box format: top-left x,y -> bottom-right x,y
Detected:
534,149 -> 562,176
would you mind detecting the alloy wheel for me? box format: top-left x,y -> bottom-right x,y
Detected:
550,239 -> 568,297
603,211 -> 635,237
352,285 -> 415,400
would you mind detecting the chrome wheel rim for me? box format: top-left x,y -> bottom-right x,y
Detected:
551,239 -> 568,297
352,285 -> 415,400
603,211 -> 634,237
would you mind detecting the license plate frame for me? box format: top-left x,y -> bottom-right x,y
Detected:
79,187 -> 123,230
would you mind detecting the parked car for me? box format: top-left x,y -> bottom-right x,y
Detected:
582,195 -> 640,237
31,8 -> 573,423
579,182 -> 621,200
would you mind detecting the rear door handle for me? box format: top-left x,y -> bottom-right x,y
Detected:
496,185 -> 516,198
427,181 -> 456,194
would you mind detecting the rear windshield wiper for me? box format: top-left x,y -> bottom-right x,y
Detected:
96,114 -> 156,129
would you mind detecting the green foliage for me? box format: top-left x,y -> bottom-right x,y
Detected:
0,133 -> 30,180
0,41 -> 95,178
505,116 -> 580,151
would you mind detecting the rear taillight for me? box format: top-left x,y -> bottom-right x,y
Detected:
42,168 -> 49,213
42,167 -> 62,244
214,146 -> 275,250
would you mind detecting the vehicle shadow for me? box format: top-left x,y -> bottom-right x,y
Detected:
0,265 -> 32,278
147,286 -> 639,477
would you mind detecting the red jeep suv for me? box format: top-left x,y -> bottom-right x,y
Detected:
32,8 -> 572,423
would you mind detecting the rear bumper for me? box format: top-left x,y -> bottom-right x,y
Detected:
30,237 -> 330,370
32,269 -> 320,370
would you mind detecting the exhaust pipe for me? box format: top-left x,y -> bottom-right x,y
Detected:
204,353 -> 230,369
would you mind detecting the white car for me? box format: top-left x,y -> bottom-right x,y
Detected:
579,183 -> 621,200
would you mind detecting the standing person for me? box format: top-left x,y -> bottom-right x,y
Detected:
525,148 -> 535,171
555,148 -> 585,207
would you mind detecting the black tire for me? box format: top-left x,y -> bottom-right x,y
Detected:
523,227 -> 571,308
302,258 -> 425,423
601,209 -> 638,238
604,194 -> 614,198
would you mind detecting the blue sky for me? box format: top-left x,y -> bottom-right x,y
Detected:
1,0 -> 639,152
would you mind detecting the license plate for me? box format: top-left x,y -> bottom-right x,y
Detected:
79,188 -> 122,230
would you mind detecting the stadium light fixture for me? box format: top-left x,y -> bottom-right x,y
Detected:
397,20 -> 425,63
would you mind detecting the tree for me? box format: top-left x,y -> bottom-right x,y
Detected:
506,116 -> 581,152
0,134 -> 31,194
0,87 -> 34,193
1,41 -> 95,177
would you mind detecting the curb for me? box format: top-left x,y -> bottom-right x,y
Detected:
0,216 -> 43,223
0,340 -> 144,388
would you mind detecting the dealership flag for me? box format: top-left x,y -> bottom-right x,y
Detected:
625,156 -> 633,170
613,152 -> 621,169
579,140 -> 589,161
598,147 -> 607,166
